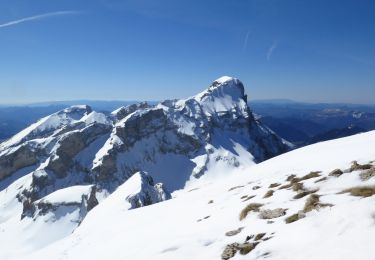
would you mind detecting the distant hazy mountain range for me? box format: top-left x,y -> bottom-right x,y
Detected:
250,101 -> 375,146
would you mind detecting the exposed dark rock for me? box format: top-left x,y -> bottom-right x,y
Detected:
329,169 -> 343,177
86,186 -> 99,212
0,145 -> 37,181
126,171 -> 171,209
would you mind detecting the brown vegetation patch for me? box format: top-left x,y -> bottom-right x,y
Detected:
315,177 -> 327,183
239,203 -> 263,220
263,190 -> 274,198
280,172 -> 321,192
303,194 -> 332,213
341,186 -> 375,197
292,182 -> 304,192
278,183 -> 292,190
269,183 -> 281,188
237,242 -> 258,255
242,195 -> 256,202
228,185 -> 244,192
303,194 -> 321,212
299,171 -> 321,181
285,211 -> 306,224
293,189 -> 318,199
254,233 -> 266,241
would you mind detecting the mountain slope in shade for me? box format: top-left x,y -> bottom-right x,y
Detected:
19,130 -> 375,260
0,76 -> 289,259
309,125 -> 366,144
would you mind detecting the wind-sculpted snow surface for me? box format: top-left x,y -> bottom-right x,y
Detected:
0,76 -> 289,259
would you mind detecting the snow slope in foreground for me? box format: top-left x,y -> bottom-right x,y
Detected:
22,131 -> 375,260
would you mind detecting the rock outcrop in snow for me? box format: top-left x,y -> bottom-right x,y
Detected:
125,171 -> 171,209
21,185 -> 99,221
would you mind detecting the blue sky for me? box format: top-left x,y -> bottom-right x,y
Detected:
0,0 -> 374,104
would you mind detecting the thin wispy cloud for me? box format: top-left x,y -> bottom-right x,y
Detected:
267,41 -> 278,61
242,31 -> 251,51
0,11 -> 80,29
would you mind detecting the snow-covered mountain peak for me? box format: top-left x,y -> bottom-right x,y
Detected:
214,75 -> 236,83
0,105 -> 94,151
185,76 -> 247,117
0,77 -> 291,259
206,76 -> 244,100
59,105 -> 92,117
162,76 -> 248,127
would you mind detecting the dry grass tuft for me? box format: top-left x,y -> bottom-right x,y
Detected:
263,190 -> 274,198
342,186 -> 375,197
280,172 -> 321,192
242,195 -> 256,202
269,183 -> 281,188
254,233 -> 266,241
285,213 -> 299,224
293,189 -> 318,199
285,211 -> 306,224
239,203 -> 263,220
302,194 -> 332,212
315,177 -> 327,183
299,171 -> 321,181
303,194 -> 320,212
278,183 -> 292,190
292,182 -> 304,192
228,185 -> 244,192
238,242 -> 258,255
